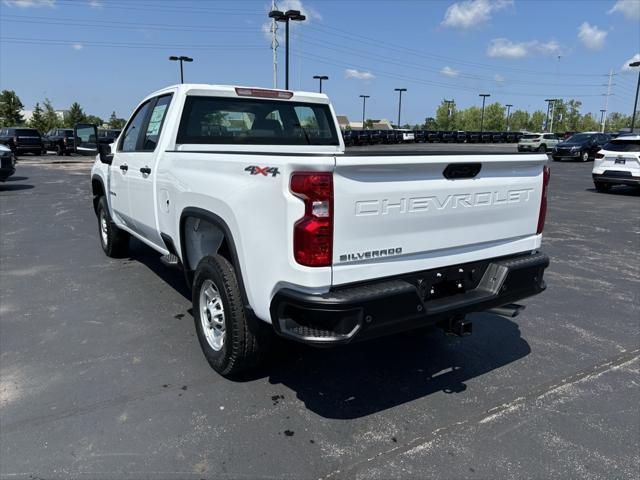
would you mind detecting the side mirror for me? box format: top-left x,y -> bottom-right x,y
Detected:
98,143 -> 114,165
74,123 -> 98,156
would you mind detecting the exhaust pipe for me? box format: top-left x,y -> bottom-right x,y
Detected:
486,304 -> 525,318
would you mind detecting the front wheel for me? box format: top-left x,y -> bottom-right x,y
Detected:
581,151 -> 589,162
56,144 -> 63,156
192,255 -> 267,377
97,196 -> 129,257
594,182 -> 612,193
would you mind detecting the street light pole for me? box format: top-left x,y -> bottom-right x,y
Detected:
313,75 -> 329,93
549,99 -> 558,133
269,9 -> 306,90
505,104 -> 513,131
169,55 -> 193,84
360,95 -> 370,130
544,98 -> 554,132
394,88 -> 407,128
630,61 -> 640,131
599,109 -> 606,127
479,93 -> 490,132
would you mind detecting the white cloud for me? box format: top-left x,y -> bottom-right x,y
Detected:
71,43 -> 83,50
487,38 -> 563,59
88,0 -> 103,7
261,0 -> 320,44
345,69 -> 375,81
440,66 -> 460,77
494,74 -> 505,83
2,0 -> 54,7
621,53 -> 640,72
441,0 -> 512,29
577,22 -> 607,50
608,0 -> 640,20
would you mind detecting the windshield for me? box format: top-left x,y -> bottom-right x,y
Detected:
177,96 -> 339,146
566,133 -> 593,143
522,134 -> 540,139
16,129 -> 40,136
603,139 -> 640,152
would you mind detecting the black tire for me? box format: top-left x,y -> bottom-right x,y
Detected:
192,254 -> 267,377
538,144 -> 547,152
56,144 -> 63,156
97,196 -> 129,257
594,182 -> 612,193
581,150 -> 589,162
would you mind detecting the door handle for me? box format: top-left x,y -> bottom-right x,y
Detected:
140,166 -> 151,175
119,164 -> 128,171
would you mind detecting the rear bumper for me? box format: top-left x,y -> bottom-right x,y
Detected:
593,172 -> 640,186
270,251 -> 549,345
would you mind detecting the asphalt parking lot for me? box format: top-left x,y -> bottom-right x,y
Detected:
1,146 -> 639,479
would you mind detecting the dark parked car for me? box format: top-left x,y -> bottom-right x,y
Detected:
342,129 -> 354,147
552,132 -> 611,162
350,130 -> 369,146
0,127 -> 45,155
505,131 -> 518,143
379,130 -> 397,144
97,128 -> 122,144
426,131 -> 443,143
491,132 -> 506,143
0,144 -> 16,181
454,131 -> 467,143
43,128 -> 75,155
414,130 -> 427,143
364,130 -> 382,145
467,131 -> 481,143
441,131 -> 455,143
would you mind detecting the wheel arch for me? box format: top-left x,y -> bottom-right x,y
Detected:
91,175 -> 106,215
179,207 -> 250,309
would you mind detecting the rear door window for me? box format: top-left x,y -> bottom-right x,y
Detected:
177,96 -> 339,146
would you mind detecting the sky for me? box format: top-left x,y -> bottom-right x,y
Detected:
0,0 -> 639,125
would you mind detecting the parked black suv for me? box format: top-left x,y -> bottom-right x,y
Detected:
0,127 -> 45,155
552,132 -> 611,162
97,128 -> 122,144
43,128 -> 75,156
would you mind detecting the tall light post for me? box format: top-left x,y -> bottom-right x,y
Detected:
479,93 -> 490,132
599,109 -> 607,127
359,94 -> 370,130
269,9 -> 306,90
544,98 -> 555,132
630,61 -> 640,131
549,99 -> 559,132
444,99 -> 454,130
313,75 -> 329,93
394,88 -> 407,128
505,104 -> 513,131
169,55 -> 193,84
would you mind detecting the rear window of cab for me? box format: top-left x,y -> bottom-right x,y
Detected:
603,139 -> 640,152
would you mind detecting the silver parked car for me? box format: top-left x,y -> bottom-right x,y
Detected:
517,133 -> 560,152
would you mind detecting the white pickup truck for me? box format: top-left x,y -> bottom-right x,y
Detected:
76,84 -> 550,377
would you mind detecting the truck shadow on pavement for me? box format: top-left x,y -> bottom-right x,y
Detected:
128,240 -> 531,420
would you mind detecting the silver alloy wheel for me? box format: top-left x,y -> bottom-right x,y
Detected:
99,209 -> 108,246
582,151 -> 589,162
199,279 -> 226,351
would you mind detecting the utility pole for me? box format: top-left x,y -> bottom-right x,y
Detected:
599,109 -> 606,126
549,99 -> 558,133
629,61 -> 640,131
444,99 -> 454,130
270,0 -> 279,88
544,98 -> 554,132
505,104 -> 513,131
601,69 -> 614,133
359,95 -> 370,130
479,93 -> 490,132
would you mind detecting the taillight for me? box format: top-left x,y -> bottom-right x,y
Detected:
537,165 -> 550,234
595,152 -> 604,159
290,172 -> 333,267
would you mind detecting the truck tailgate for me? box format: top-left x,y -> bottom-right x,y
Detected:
332,153 -> 548,286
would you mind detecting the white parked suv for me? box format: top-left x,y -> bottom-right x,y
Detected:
75,84 -> 550,376
592,134 -> 640,192
518,133 -> 560,153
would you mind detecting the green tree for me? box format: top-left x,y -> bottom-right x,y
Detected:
64,102 -> 86,127
85,114 -> 104,126
550,99 -> 568,133
527,110 -> 546,132
43,98 -> 61,131
578,113 -> 599,132
605,112 -> 631,132
0,90 -> 24,125
564,99 -> 582,132
28,102 -> 47,132
508,110 -> 529,131
458,106 -> 482,131
424,117 -> 437,130
108,111 -> 126,129
435,100 -> 456,130
483,102 -> 506,130
364,118 -> 374,129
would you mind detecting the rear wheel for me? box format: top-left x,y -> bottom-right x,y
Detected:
192,255 -> 267,377
538,144 -> 547,152
594,182 -> 612,193
581,151 -> 589,162
97,196 -> 129,257
56,144 -> 63,156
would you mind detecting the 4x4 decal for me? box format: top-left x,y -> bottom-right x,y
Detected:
245,166 -> 280,177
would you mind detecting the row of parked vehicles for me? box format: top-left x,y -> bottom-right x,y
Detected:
342,129 -> 528,146
0,126 -> 121,157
